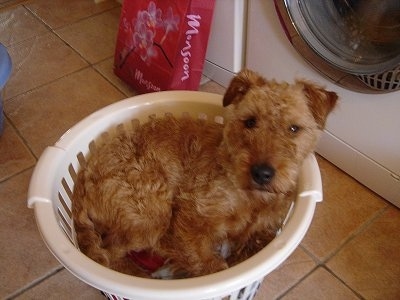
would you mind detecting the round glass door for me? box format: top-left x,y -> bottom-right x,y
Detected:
285,0 -> 400,75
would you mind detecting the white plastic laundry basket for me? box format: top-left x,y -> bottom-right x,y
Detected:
27,91 -> 323,300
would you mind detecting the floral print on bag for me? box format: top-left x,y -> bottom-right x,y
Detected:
114,0 -> 215,93
118,1 -> 180,68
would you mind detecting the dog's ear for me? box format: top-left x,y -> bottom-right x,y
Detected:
223,69 -> 266,107
299,81 -> 338,129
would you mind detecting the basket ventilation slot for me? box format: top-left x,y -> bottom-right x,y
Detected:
227,280 -> 262,300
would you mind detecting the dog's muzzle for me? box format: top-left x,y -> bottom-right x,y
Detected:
251,163 -> 275,186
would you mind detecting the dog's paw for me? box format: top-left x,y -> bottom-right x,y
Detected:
151,263 -> 190,279
151,265 -> 175,279
217,240 -> 232,259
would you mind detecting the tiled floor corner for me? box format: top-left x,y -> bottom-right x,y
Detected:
14,269 -> 103,300
327,206 -> 400,299
25,0 -> 118,29
254,247 -> 316,300
5,31 -> 89,99
5,67 -> 125,156
0,120 -> 35,181
281,267 -> 360,300
0,1 -> 398,299
300,157 -> 388,262
55,7 -> 121,64
0,169 -> 61,298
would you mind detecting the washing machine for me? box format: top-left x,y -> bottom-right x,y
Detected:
245,0 -> 400,207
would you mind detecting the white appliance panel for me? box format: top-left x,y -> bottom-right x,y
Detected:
246,0 -> 400,206
203,0 -> 246,86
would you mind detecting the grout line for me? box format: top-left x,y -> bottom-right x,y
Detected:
279,205 -> 390,300
282,203 -> 389,300
276,264 -> 365,300
322,265 -> 365,299
298,244 -> 322,265
55,4 -> 121,32
90,58 -> 133,97
4,63 -> 91,101
4,38 -> 91,101
20,6 -> 86,64
4,3 -> 123,101
2,65 -> 92,163
276,265 -> 319,299
51,31 -> 93,66
275,245 -> 327,299
299,202 -> 390,269
22,4 -> 53,32
322,204 -> 390,265
0,0 -> 29,13
24,2 -> 122,67
23,1 -> 121,32
2,113 -> 38,161
23,3 -> 100,68
5,266 -> 64,300
0,164 -> 35,184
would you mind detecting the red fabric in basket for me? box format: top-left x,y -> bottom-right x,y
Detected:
114,0 -> 215,94
127,250 -> 166,273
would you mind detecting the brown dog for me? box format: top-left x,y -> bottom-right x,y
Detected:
72,69 -> 337,278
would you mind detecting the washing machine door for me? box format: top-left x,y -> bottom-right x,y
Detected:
275,0 -> 400,92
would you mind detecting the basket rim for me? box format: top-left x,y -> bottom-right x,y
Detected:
28,91 -> 322,300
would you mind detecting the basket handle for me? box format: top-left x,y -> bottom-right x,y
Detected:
297,154 -> 323,203
27,146 -> 66,208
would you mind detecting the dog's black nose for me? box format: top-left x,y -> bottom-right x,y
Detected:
251,164 -> 275,185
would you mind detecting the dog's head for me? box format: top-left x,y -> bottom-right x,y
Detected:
222,69 -> 338,193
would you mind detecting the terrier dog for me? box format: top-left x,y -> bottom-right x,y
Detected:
72,69 -> 337,278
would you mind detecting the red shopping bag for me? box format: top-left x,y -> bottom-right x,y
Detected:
114,0 -> 215,94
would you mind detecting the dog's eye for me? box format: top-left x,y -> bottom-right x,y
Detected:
244,117 -> 257,129
289,124 -> 301,133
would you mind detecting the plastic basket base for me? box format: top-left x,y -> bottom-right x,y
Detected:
100,278 -> 263,300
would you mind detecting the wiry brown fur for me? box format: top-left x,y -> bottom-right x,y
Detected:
72,69 -> 337,278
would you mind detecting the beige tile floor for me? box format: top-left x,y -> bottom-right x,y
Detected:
0,1 -> 399,299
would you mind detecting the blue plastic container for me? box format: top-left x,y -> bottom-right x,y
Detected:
0,43 -> 12,135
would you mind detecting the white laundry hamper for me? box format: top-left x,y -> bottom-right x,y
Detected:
27,91 -> 323,300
